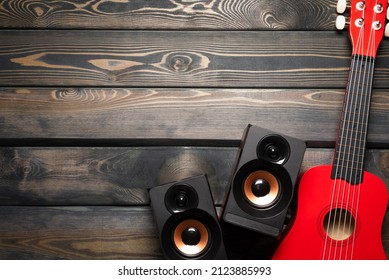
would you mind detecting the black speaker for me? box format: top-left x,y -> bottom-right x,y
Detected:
222,124 -> 306,237
149,175 -> 227,259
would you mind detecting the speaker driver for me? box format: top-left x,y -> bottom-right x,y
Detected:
165,184 -> 199,213
232,159 -> 293,219
173,219 -> 210,257
161,208 -> 224,259
243,170 -> 280,208
257,135 -> 290,165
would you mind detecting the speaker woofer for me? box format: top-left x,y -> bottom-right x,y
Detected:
232,159 -> 292,218
161,208 -> 223,259
173,219 -> 210,257
243,170 -> 280,208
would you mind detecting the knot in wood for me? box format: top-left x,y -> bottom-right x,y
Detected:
169,54 -> 192,72
10,157 -> 40,178
33,6 -> 46,17
30,3 -> 52,27
158,51 -> 209,74
52,89 -> 85,102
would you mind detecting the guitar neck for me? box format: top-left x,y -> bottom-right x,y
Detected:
331,54 -> 375,185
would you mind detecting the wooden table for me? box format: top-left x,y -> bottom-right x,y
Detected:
0,0 -> 388,259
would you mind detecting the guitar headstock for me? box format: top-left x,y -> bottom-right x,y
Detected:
336,0 -> 388,57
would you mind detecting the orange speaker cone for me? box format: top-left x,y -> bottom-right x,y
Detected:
173,219 -> 210,257
243,170 -> 280,207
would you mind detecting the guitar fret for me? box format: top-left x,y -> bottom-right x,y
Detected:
338,128 -> 367,136
334,151 -> 364,159
336,140 -> 366,146
332,166 -> 363,173
338,117 -> 368,128
333,157 -> 364,166
335,138 -> 365,146
341,112 -> 369,118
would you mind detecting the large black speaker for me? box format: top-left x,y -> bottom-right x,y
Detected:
149,175 -> 227,259
222,124 -> 306,237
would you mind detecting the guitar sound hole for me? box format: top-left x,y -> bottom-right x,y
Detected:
323,208 -> 355,241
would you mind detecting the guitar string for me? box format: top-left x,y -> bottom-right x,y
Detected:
328,23 -> 364,260
354,2 -> 378,258
321,31 -> 361,259
335,31 -> 363,259
323,1 -> 382,260
321,49 -> 357,259
344,27 -> 366,260
337,44 -> 363,259
323,2 -> 374,259
340,19 -> 366,259
349,13 -> 377,259
343,2 -> 377,259
340,5 -> 371,260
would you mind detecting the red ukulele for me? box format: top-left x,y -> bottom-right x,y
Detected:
273,0 -> 389,259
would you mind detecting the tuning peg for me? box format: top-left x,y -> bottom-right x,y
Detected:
385,23 -> 389,38
336,15 -> 347,30
337,0 -> 347,14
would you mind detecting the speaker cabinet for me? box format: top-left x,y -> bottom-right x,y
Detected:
149,175 -> 227,259
222,124 -> 306,237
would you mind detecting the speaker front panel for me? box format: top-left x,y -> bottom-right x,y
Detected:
149,175 -> 227,259
223,125 -> 306,237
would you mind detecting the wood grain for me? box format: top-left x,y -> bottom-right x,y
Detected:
0,146 -> 237,206
0,206 -> 388,259
0,206 -> 162,259
0,30 -> 388,88
0,0 -> 337,30
1,87 -> 388,142
1,0 -> 388,262
0,147 -> 388,206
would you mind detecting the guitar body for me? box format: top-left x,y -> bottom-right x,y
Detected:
273,166 -> 388,260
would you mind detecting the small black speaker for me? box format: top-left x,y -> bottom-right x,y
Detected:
222,124 -> 306,237
149,175 -> 227,259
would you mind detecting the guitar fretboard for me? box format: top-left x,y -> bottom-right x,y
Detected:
331,55 -> 375,185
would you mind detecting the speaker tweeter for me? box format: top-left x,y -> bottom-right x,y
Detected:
257,135 -> 290,164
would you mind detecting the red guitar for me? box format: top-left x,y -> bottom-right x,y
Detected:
273,0 -> 388,259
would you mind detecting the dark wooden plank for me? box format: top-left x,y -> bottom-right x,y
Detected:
0,146 -> 237,206
0,30 -> 388,88
0,206 -> 162,259
0,206 -> 388,259
0,0 -> 337,30
0,147 -> 388,206
1,88 -> 388,143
